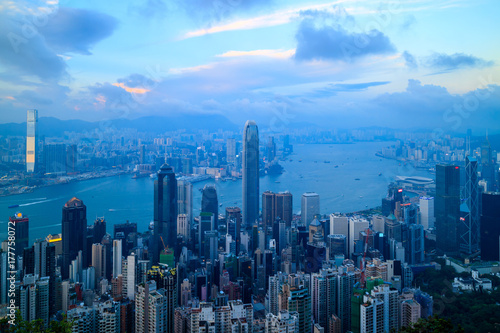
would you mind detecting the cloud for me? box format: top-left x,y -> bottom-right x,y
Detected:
39,7 -> 118,55
217,49 -> 295,59
176,0 -> 274,26
402,51 -> 417,69
0,4 -> 117,83
294,8 -> 396,62
425,52 -> 494,71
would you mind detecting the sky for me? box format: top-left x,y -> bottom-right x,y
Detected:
0,0 -> 499,131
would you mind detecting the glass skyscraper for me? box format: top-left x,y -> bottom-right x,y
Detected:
153,164 -> 177,264
242,120 -> 259,228
26,109 -> 38,173
61,197 -> 88,280
435,164 -> 461,254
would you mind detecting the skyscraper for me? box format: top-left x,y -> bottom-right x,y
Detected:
275,192 -> 293,227
227,138 -> 236,164
480,192 -> 500,261
242,120 -> 259,228
301,192 -> 320,227
26,109 -> 38,173
62,197 -> 87,280
226,207 -> 242,255
461,156 -> 479,254
9,212 -> 29,260
201,184 -> 218,230
113,239 -> 122,278
153,164 -> 178,264
435,165 -> 460,254
262,191 -> 276,230
177,180 -> 193,225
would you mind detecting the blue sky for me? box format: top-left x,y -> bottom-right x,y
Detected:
0,0 -> 499,130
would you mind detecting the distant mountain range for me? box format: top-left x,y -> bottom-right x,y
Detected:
0,114 -> 238,137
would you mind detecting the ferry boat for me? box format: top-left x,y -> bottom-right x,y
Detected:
8,204 -> 19,209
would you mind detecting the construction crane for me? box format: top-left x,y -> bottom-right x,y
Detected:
359,228 -> 371,287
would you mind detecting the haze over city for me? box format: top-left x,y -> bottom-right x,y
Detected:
1,1 -> 500,333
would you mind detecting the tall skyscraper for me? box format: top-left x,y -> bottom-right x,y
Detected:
226,207 -> 242,255
227,138 -> 237,164
461,156 -> 479,254
177,180 -> 193,225
62,197 -> 87,280
301,192 -> 320,227
66,144 -> 78,174
435,165 -> 461,254
419,197 -> 435,229
26,109 -> 38,173
275,192 -> 293,227
480,192 -> 500,261
262,191 -> 276,230
201,184 -> 218,230
153,164 -> 178,264
242,120 -> 259,228
113,239 -> 122,278
9,212 -> 29,260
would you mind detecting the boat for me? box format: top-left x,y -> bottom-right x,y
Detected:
275,181 -> 280,183
324,161 -> 330,163
334,165 -> 338,168
379,173 -> 382,176
359,196 -> 363,198
219,204 -> 222,207
298,160 -> 302,162
132,172 -> 149,179
355,178 -> 360,181
8,204 -> 19,208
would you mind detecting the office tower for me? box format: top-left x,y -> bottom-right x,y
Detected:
153,163 -> 178,263
62,197 -> 88,280
43,143 -> 67,175
266,136 -> 277,162
114,221 -> 137,256
349,217 -> 369,257
204,230 -> 219,264
262,191 -> 276,230
276,192 -> 293,227
435,165 -> 461,254
265,310 -> 298,333
92,217 -> 107,244
461,156 -> 479,254
9,212 -> 29,260
26,109 -> 38,173
0,251 -> 7,304
327,234 -> 347,258
201,184 -> 218,229
419,197 -> 435,229
180,278 -> 192,307
330,214 -> 348,236
113,239 -> 122,278
226,207 -> 242,254
406,224 -> 424,265
66,144 -> 78,174
199,213 -> 214,258
242,120 -> 259,228
301,192 -> 320,227
178,180 -> 193,225
227,138 -> 236,164
481,192 -> 500,261
177,214 -> 190,241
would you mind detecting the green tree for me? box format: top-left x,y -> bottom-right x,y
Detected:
399,316 -> 465,333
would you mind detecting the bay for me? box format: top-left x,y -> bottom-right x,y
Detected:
0,142 -> 432,243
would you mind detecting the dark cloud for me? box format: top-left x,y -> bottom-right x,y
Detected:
402,51 -> 417,69
39,7 -> 118,55
425,52 -> 494,71
294,8 -> 396,62
0,6 -> 117,83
